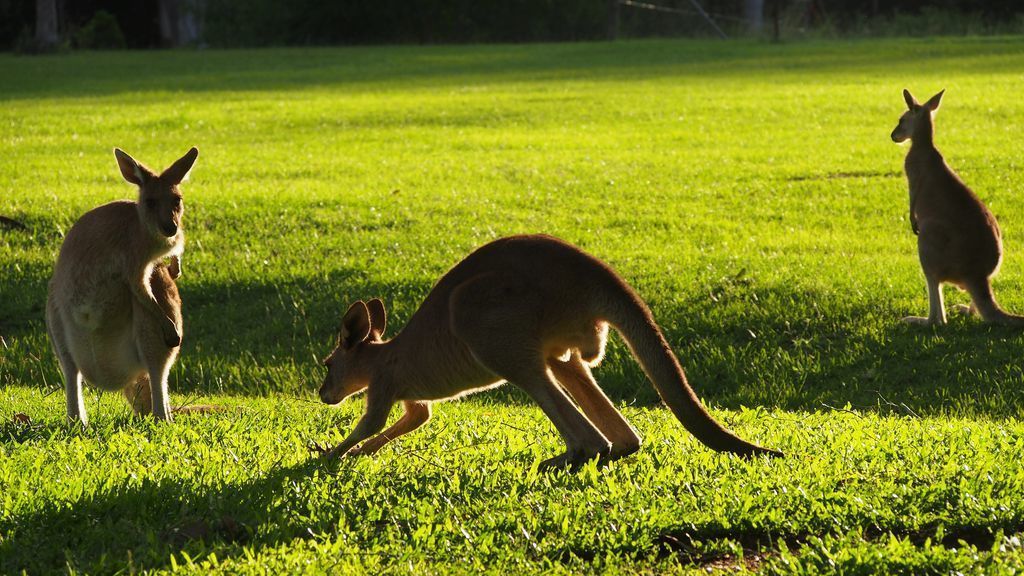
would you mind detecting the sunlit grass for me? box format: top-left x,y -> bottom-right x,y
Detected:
2,37 -> 1024,573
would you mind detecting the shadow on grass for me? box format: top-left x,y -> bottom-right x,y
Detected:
0,416 -> 542,573
4,275 -> 1024,570
1,266 -> 426,397
671,282 -> 1024,418
5,264 -> 1024,418
1,38 -> 1023,101
652,517 -> 1024,571
4,433 -> 1014,574
0,448 -> 326,573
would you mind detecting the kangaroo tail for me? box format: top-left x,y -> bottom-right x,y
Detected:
967,279 -> 1024,326
604,281 -> 782,458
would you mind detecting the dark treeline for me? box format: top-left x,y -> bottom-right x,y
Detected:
3,0 -> 1023,51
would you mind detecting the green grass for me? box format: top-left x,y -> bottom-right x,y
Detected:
2,36 -> 1024,573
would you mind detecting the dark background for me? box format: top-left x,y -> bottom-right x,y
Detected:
3,0 -> 1023,50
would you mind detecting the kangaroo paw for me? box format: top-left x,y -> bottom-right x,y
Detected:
167,256 -> 182,279
347,444 -> 375,457
162,321 -> 182,348
323,445 -> 354,459
310,441 -> 356,460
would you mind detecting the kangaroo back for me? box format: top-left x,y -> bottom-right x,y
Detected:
601,278 -> 780,457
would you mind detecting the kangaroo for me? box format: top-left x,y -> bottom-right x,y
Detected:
46,147 -> 198,425
315,235 -> 780,468
892,89 -> 1024,326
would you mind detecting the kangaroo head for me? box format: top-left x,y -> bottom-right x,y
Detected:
891,89 -> 944,143
319,298 -> 387,405
114,147 -> 198,239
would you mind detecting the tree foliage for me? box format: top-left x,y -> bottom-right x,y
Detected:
1,0 -> 1023,50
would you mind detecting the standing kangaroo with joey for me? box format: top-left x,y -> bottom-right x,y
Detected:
892,89 -> 1024,326
315,235 -> 780,468
46,147 -> 198,425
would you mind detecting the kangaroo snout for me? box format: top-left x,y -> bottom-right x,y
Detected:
318,380 -> 337,404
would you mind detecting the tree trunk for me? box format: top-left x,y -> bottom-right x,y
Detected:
158,0 -> 181,47
606,0 -> 619,41
744,0 -> 765,34
179,6 -> 200,45
772,0 -> 780,42
159,0 -> 204,47
35,0 -> 59,49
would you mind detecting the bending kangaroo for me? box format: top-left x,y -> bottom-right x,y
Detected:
316,235 -> 780,468
46,147 -> 197,425
892,89 -> 1024,326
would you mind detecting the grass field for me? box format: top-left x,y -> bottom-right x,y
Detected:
2,37 -> 1024,574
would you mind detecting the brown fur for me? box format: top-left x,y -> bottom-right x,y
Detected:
892,89 -> 1024,326
316,235 -> 780,469
46,147 -> 198,425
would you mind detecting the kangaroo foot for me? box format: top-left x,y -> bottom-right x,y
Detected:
902,315 -> 944,326
607,442 -> 641,461
952,304 -> 975,317
539,446 -> 609,471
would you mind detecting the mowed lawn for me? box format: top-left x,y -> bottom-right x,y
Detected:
2,37 -> 1024,573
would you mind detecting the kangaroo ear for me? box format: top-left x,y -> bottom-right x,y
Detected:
366,298 -> 387,339
114,148 -> 153,186
923,89 -> 944,112
339,301 -> 371,349
162,147 -> 199,185
903,89 -> 919,111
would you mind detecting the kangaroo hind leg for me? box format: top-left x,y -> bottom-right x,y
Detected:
548,350 -> 641,460
903,274 -> 945,326
450,273 -> 610,469
48,310 -> 88,425
504,361 -> 611,469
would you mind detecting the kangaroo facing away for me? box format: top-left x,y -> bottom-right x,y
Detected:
892,89 -> 1024,326
315,235 -> 781,468
46,147 -> 198,425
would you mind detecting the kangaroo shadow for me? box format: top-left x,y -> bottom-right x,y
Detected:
828,319 -> 1024,417
7,260 -> 1024,418
653,279 -> 1024,419
0,266 -> 434,399
0,448 -> 327,573
0,416 -> 595,574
